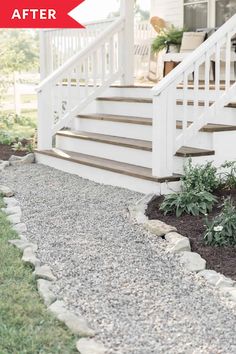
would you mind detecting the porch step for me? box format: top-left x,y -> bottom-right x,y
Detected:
97,96 -> 152,104
97,96 -> 236,109
175,146 -> 215,157
78,113 -> 152,126
78,114 -> 236,132
57,131 -> 151,151
56,130 -> 215,157
35,148 -> 181,183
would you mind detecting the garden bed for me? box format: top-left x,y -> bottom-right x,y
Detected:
146,188 -> 236,280
0,143 -> 28,160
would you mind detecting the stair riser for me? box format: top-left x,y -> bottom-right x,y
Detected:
96,100 -> 236,125
104,87 -> 221,101
77,118 -> 152,141
56,135 -> 152,168
77,118 -> 213,149
213,131 -> 236,166
105,87 -> 153,98
96,100 -> 152,118
175,106 -> 236,125
35,152 -> 181,194
174,155 -> 216,174
56,134 -> 215,173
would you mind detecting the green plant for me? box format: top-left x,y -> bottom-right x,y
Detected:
182,159 -> 220,193
0,131 -> 15,145
219,161 -> 236,189
12,141 -> 24,151
204,197 -> 236,246
160,190 -> 217,217
152,26 -> 185,53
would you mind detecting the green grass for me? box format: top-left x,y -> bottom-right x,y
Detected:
0,196 -> 78,354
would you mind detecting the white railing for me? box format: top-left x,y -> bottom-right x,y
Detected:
40,18 -> 155,79
40,19 -> 115,79
37,18 -> 126,150
152,14 -> 236,177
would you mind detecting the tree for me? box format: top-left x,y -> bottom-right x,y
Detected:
0,30 -> 39,74
0,30 -> 39,102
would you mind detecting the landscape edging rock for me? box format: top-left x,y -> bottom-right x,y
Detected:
128,195 -> 236,305
2,184 -> 107,353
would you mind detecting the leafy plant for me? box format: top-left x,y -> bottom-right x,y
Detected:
204,197 -> 236,246
0,132 -> 15,145
12,142 -> 24,151
182,159 -> 220,193
152,26 -> 185,53
160,190 -> 217,217
219,161 -> 236,189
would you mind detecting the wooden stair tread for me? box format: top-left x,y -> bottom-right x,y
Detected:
97,96 -> 152,104
57,130 -> 215,157
77,114 -> 236,133
200,123 -> 236,132
227,102 -> 236,108
177,121 -> 236,132
176,146 -> 215,157
57,131 -> 152,151
78,113 -> 152,126
35,148 -> 181,183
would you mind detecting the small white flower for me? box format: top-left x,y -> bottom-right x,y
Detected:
214,226 -> 223,232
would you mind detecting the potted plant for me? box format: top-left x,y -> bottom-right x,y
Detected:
152,26 -> 185,54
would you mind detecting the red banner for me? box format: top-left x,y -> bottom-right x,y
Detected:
0,0 -> 85,28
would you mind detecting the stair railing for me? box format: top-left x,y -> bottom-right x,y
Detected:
37,17 -> 126,150
40,19 -> 115,79
152,14 -> 236,177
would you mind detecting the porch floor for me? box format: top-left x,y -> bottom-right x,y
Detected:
1,164 -> 235,354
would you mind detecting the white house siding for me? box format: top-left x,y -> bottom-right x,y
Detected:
150,0 -> 184,27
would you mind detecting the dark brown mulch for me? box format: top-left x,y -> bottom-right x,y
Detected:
0,144 -> 27,161
146,189 -> 236,280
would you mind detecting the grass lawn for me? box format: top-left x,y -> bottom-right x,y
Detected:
0,197 -> 78,354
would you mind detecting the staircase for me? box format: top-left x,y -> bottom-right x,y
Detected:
36,13 -> 236,194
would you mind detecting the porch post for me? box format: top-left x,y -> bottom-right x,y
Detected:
120,0 -> 134,85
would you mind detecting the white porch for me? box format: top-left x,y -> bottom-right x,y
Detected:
36,1 -> 236,193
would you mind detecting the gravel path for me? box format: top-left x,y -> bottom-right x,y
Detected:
1,164 -> 236,354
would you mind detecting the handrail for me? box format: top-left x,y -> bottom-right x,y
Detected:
153,13 -> 236,96
38,17 -> 125,91
42,18 -> 116,32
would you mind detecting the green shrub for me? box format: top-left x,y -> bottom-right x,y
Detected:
219,161 -> 236,189
182,159 -> 220,193
0,131 -> 15,145
160,190 -> 217,217
204,197 -> 236,246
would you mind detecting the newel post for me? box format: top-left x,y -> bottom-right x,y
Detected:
37,87 -> 53,150
152,90 -> 174,177
120,0 -> 134,85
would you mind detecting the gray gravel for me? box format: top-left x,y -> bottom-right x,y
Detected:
1,164 -> 236,354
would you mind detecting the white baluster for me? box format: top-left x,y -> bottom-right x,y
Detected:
225,32 -> 231,90
215,41 -> 221,92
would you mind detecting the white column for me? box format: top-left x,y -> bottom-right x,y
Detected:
120,0 -> 134,85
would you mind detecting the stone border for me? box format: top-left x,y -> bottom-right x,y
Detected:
0,181 -> 107,354
128,195 -> 236,304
